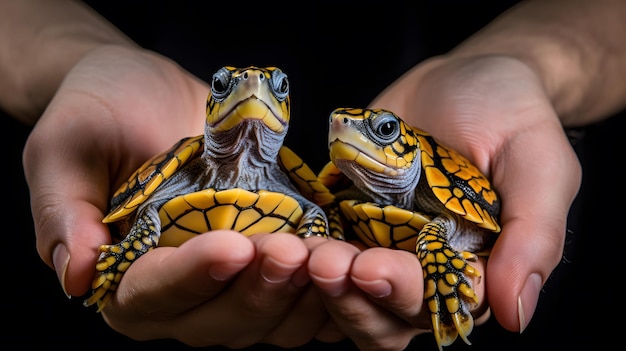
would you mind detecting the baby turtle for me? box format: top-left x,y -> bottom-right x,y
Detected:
84,66 -> 333,311
321,107 -> 501,350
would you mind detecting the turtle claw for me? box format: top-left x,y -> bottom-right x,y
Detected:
431,310 -> 475,351
418,221 -> 482,350
452,310 -> 474,345
85,218 -> 159,311
431,314 -> 459,351
83,283 -> 114,312
83,244 -> 129,311
427,274 -> 478,350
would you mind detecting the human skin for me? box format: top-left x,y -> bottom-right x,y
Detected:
308,1 -> 626,349
0,1 -> 340,347
3,0 -> 626,350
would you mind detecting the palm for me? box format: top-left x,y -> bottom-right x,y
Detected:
23,46 -> 208,296
369,55 -> 582,331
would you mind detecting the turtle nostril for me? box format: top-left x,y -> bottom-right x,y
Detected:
343,117 -> 349,124
242,72 -> 249,80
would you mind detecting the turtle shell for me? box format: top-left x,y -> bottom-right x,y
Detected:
158,188 -> 304,246
325,107 -> 500,234
103,142 -> 334,246
85,66 -> 335,311
323,107 -> 502,350
103,135 -> 204,224
415,128 -> 500,233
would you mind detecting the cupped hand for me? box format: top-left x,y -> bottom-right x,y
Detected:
22,45 -> 338,348
365,55 -> 582,332
103,232 -> 337,348
23,45 -> 208,295
308,239 -> 489,351
308,54 -> 581,350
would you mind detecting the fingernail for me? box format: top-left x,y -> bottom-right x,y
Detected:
209,262 -> 248,281
351,277 -> 392,298
52,244 -> 71,298
260,256 -> 300,284
309,274 -> 348,297
518,273 -> 542,333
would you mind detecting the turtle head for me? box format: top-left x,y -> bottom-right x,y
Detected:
327,108 -> 421,205
206,66 -> 290,134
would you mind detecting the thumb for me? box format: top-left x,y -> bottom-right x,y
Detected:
23,104 -> 112,297
486,125 -> 581,332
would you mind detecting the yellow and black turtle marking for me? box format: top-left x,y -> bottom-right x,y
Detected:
278,146 -> 335,208
416,130 -> 500,232
206,66 -> 290,134
339,199 -> 431,252
104,135 -> 204,224
158,188 -> 304,246
326,107 -> 501,351
277,146 -> 345,240
84,66 -> 333,312
417,218 -> 482,349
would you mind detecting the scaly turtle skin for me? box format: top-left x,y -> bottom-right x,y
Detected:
84,66 -> 333,311
322,107 -> 501,350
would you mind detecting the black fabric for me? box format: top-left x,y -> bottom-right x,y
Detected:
5,1 -> 619,350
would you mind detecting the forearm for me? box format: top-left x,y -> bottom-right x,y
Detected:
450,0 -> 626,126
0,0 -> 135,125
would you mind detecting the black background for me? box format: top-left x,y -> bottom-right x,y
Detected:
4,1 -> 622,350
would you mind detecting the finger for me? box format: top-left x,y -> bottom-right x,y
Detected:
261,236 -> 342,347
102,230 -> 254,318
309,240 -> 422,351
260,284 -> 329,348
353,248 -> 489,325
350,247 -> 430,328
314,318 -> 348,344
159,233 -> 312,348
487,124 -> 582,332
23,106 -> 112,297
48,200 -> 111,297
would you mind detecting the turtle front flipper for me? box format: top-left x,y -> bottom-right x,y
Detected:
416,216 -> 481,351
84,210 -> 162,312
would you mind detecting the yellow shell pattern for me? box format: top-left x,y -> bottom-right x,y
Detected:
325,107 -> 501,350
84,67 -> 333,311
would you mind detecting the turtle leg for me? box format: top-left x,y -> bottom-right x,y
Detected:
323,201 -> 346,240
295,210 -> 330,238
416,216 -> 481,351
84,210 -> 161,312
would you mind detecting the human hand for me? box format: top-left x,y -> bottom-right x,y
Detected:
308,234 -> 489,350
102,232 -> 339,348
22,46 -> 339,348
23,44 -> 207,298
308,54 -> 581,350
367,55 -> 580,333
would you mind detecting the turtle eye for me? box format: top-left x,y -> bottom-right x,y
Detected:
211,67 -> 232,101
379,121 -> 396,136
368,112 -> 400,144
270,69 -> 289,101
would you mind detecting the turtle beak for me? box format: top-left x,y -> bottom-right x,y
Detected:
328,114 -> 342,147
328,109 -> 356,147
207,67 -> 289,134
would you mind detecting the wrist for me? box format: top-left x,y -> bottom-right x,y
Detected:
449,38 -> 587,127
0,0 -> 135,125
447,0 -> 626,126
